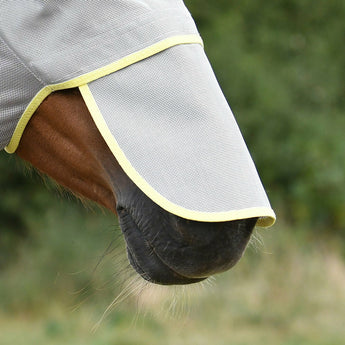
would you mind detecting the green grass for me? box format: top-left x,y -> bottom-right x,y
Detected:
0,202 -> 344,345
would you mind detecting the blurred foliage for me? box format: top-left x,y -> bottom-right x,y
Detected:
0,198 -> 122,313
0,153 -> 50,267
1,0 -> 344,260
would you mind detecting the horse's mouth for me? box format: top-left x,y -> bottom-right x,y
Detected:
118,208 -> 206,285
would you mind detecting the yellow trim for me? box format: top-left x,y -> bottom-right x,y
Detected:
5,34 -> 203,154
79,84 -> 276,227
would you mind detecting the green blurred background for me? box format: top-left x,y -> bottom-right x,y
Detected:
0,1 -> 344,344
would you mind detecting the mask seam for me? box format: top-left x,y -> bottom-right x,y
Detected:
0,35 -> 45,87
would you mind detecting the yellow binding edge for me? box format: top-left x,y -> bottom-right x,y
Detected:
79,83 -> 276,227
5,34 -> 203,153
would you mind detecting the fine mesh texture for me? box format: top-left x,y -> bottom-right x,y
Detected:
88,44 -> 271,213
0,0 -> 197,84
0,37 -> 44,150
0,0 -> 198,149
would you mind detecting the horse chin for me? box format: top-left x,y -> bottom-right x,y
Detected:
118,208 -> 206,285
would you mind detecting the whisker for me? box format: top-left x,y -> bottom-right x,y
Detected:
248,228 -> 265,252
92,274 -> 146,332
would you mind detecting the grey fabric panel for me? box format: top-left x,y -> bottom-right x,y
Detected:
0,0 -> 198,149
0,38 -> 44,150
88,44 -> 271,213
0,0 -> 198,84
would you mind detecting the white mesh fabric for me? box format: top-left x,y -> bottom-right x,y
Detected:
0,0 -> 197,84
86,44 -> 273,220
0,0 -> 198,149
0,37 -> 44,150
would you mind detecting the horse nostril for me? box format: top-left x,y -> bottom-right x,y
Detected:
116,205 -> 128,217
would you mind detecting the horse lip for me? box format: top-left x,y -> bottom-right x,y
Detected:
117,207 -> 206,285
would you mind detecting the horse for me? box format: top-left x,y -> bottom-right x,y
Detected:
15,88 -> 258,285
1,0 -> 275,286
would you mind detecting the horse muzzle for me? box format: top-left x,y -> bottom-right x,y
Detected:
116,187 -> 256,285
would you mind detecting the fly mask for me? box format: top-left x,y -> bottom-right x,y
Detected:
0,0 -> 275,226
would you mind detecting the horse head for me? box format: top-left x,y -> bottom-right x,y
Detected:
16,89 -> 258,285
2,1 -> 275,285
